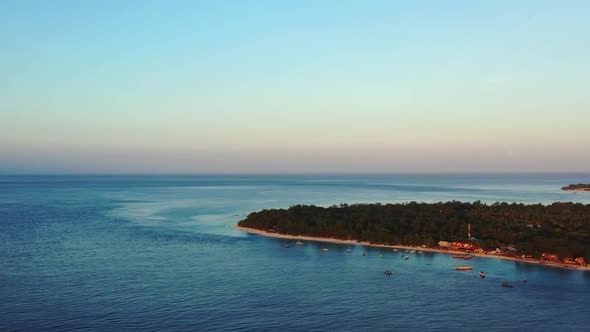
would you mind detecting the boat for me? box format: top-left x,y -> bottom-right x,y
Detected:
522,277 -> 528,283
283,244 -> 290,248
418,251 -> 423,254
463,255 -> 473,260
295,241 -> 304,245
404,256 -> 410,260
393,249 -> 399,252
384,270 -> 393,275
456,266 -> 473,271
347,250 -> 352,253
452,255 -> 465,259
501,281 -> 514,288
321,248 -> 329,252
479,271 -> 486,278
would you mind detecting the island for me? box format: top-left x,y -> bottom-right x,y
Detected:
562,183 -> 590,192
237,201 -> 590,269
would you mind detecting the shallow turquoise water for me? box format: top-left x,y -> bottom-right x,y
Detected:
1,174 -> 589,331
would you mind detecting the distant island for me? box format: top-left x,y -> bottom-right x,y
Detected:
238,201 -> 590,268
562,183 -> 590,192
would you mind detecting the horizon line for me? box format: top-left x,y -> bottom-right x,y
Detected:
2,171 -> 590,177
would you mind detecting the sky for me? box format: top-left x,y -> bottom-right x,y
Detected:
1,0 -> 589,174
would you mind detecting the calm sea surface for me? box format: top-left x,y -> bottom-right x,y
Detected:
1,174 -> 590,331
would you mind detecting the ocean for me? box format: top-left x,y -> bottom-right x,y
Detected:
1,174 -> 589,331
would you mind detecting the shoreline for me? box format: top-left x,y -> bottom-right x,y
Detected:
234,225 -> 590,271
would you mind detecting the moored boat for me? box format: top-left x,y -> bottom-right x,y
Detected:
295,241 -> 304,245
321,248 -> 329,252
404,256 -> 410,260
463,255 -> 473,260
283,244 -> 290,248
384,270 -> 393,275
479,271 -> 486,278
501,281 -> 514,287
456,266 -> 473,271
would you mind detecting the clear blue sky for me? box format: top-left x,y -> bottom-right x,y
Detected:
1,0 -> 589,173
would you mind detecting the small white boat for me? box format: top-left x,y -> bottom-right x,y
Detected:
455,266 -> 473,271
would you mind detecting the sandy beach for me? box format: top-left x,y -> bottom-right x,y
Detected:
235,225 -> 590,271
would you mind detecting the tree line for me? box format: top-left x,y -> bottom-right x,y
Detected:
238,201 -> 590,261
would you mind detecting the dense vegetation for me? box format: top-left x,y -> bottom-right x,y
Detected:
562,183 -> 590,191
238,201 -> 590,261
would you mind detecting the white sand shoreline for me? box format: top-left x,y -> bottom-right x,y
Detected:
234,225 -> 590,271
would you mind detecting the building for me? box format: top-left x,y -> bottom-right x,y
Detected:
541,253 -> 559,262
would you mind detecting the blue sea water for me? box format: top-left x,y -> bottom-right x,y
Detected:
1,174 -> 590,331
